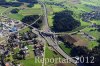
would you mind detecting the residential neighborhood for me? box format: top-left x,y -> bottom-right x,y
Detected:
0,16 -> 24,37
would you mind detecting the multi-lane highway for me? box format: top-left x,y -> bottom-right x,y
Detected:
38,0 -> 77,65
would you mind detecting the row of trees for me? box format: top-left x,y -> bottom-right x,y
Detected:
0,0 -> 5,2
0,2 -> 23,7
0,0 -> 37,7
17,0 -> 37,3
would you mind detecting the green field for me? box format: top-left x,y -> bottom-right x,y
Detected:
81,0 -> 100,6
45,44 -> 62,66
45,44 -> 75,66
81,27 -> 100,49
33,4 -> 41,9
7,8 -> 42,20
48,15 -> 54,27
8,14 -> 24,20
59,43 -> 72,55
19,8 -> 42,16
8,8 -> 42,20
0,6 -> 7,15
45,44 -> 62,59
88,41 -> 99,49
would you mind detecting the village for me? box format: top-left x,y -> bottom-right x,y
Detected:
0,15 -> 44,66
0,16 -> 24,37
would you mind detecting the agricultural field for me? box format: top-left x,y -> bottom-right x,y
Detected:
8,14 -> 24,20
19,8 -> 42,16
0,6 -> 8,15
81,0 -> 100,6
33,4 -> 41,8
0,2 -> 42,20
8,5 -> 42,20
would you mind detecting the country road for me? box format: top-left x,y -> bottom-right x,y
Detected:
38,1 -> 50,32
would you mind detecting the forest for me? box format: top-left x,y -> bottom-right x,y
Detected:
53,10 -> 81,32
